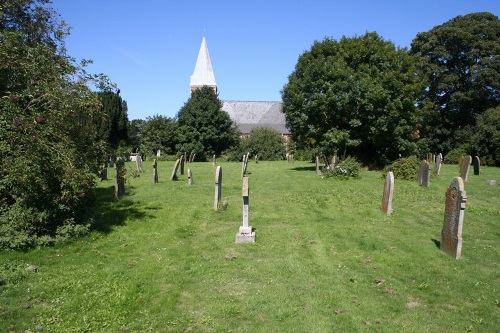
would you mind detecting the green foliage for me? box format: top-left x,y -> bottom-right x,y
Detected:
282,32 -> 425,166
468,106 -> 500,166
444,147 -> 468,165
382,156 -> 420,180
411,12 -> 500,154
0,0 -> 109,250
322,156 -> 362,179
96,91 -> 129,150
0,260 -> 28,286
240,127 -> 286,160
139,114 -> 178,157
176,86 -> 239,160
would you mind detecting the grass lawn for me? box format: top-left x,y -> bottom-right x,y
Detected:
1,159 -> 499,332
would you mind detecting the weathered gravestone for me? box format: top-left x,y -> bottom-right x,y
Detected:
473,156 -> 480,176
315,155 -> 320,175
382,172 -> 394,215
170,159 -> 180,180
236,176 -> 256,243
417,160 -> 430,187
434,153 -> 443,176
99,163 -> 107,181
214,166 -> 222,210
485,180 -> 496,186
440,177 -> 467,259
241,154 -> 246,179
212,154 -> 216,168
190,153 -> 196,163
180,154 -> 185,175
188,168 -> 193,185
156,149 -> 161,157
114,158 -> 125,199
152,159 -> 158,183
460,155 -> 472,181
136,155 -> 144,172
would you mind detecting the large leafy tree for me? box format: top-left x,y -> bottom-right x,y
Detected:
97,91 -> 129,150
282,32 -> 425,166
410,12 -> 500,153
140,115 -> 178,156
176,86 -> 238,160
240,127 -> 286,161
0,0 -> 110,249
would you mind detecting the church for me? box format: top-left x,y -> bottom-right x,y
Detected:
189,37 -> 290,139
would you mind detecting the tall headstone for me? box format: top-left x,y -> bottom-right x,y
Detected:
170,159 -> 180,180
459,155 -> 472,181
241,154 -> 246,179
156,149 -> 161,157
315,155 -> 320,175
212,154 -> 216,168
214,166 -> 222,210
191,153 -> 196,162
180,154 -> 185,175
136,155 -> 144,172
188,168 -> 193,185
417,160 -> 430,187
153,159 -> 158,183
236,177 -> 256,243
114,158 -> 125,199
188,152 -> 193,163
441,177 -> 467,259
382,172 -> 394,215
473,156 -> 481,176
99,163 -> 107,181
435,153 -> 443,176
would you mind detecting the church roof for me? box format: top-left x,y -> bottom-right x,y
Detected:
190,37 -> 217,88
221,100 -> 290,135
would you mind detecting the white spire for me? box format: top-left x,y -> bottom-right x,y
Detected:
190,36 -> 217,94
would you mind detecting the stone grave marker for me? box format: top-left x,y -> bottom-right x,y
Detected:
190,153 -> 196,162
458,156 -> 464,171
214,166 -> 222,210
435,153 -> 443,176
153,159 -> 158,183
156,149 -> 161,157
188,152 -> 193,163
241,154 -> 246,179
315,155 -> 320,175
109,157 -> 114,168
212,154 -> 216,168
99,163 -> 107,181
459,155 -> 472,181
236,176 -> 256,243
243,152 -> 250,174
382,172 -> 394,215
473,156 -> 480,176
170,159 -> 180,180
440,177 -> 467,259
180,154 -> 185,175
136,155 -> 144,172
188,168 -> 193,185
416,160 -> 430,186
485,180 -> 496,186
114,158 -> 125,199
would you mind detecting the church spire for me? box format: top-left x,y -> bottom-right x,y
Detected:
190,36 -> 217,95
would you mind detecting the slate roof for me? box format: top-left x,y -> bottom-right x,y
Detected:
190,37 -> 217,89
221,100 -> 290,135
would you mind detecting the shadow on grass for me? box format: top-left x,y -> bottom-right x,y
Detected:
290,165 -> 316,172
91,185 -> 149,234
431,238 -> 441,248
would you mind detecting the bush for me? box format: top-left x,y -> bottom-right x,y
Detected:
322,156 -> 362,180
382,156 -> 420,180
444,146 -> 468,165
240,127 -> 286,161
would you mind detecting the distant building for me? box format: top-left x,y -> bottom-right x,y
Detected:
190,37 -> 290,139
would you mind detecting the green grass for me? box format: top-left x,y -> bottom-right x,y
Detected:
1,160 -> 499,332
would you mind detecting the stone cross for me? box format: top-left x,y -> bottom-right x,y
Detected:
188,168 -> 193,185
441,177 -> 467,259
434,153 -> 443,176
459,155 -> 472,181
473,156 -> 480,176
214,166 -> 222,210
236,176 -> 256,243
136,155 -> 144,172
170,159 -> 180,180
382,172 -> 394,215
114,158 -> 125,199
153,158 -> 158,183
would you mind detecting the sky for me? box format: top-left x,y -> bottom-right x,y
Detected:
51,0 -> 500,121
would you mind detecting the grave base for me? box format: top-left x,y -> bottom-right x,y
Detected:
235,226 -> 255,243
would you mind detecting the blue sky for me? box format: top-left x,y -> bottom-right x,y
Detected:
51,0 -> 500,121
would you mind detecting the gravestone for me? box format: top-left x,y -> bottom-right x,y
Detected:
315,155 -> 320,175
136,155 -> 144,172
255,154 -> 258,164
417,160 -> 430,187
212,154 -> 216,168
459,155 -> 472,181
180,154 -> 185,175
188,152 -> 193,163
331,155 -> 337,169
99,163 -> 107,181
153,159 -> 158,183
440,177 -> 467,259
473,156 -> 480,176
458,156 -> 464,171
156,149 -> 161,157
244,152 -> 250,174
214,166 -> 222,210
485,180 -> 496,186
382,172 -> 394,215
109,157 -> 114,168
191,153 -> 196,162
236,176 -> 256,243
241,154 -> 246,179
170,159 -> 180,180
188,168 -> 193,185
435,153 -> 443,176
114,158 -> 125,199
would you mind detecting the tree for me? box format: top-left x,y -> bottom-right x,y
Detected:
0,0 -> 110,249
240,127 -> 286,160
140,115 -> 178,156
281,33 -> 425,166
97,91 -> 129,150
410,12 -> 500,154
468,106 -> 500,166
127,118 -> 145,151
176,86 -> 238,160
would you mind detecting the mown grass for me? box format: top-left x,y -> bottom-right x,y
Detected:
1,159 -> 499,332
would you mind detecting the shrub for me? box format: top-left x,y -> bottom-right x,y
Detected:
444,146 -> 468,165
382,156 -> 420,180
322,156 -> 362,180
